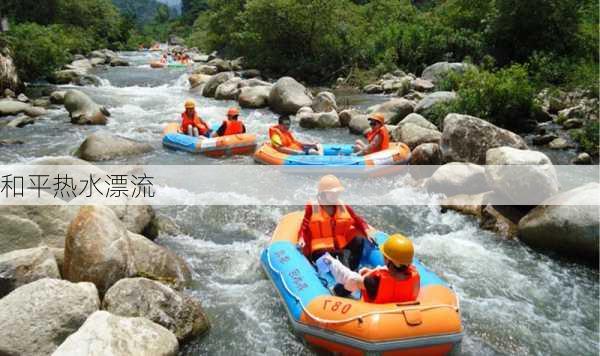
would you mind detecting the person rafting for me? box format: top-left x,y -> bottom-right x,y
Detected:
180,99 -> 210,138
269,115 -> 322,155
353,113 -> 390,156
321,234 -> 420,303
214,108 -> 246,137
297,175 -> 375,276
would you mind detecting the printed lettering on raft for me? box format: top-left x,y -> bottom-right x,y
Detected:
289,269 -> 308,291
323,299 -> 352,314
275,249 -> 290,264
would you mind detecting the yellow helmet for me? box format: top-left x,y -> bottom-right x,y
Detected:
380,234 -> 414,267
318,175 -> 344,193
184,99 -> 196,109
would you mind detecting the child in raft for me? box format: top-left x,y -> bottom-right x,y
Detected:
318,234 -> 420,303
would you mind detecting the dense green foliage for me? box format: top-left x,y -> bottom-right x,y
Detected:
570,121 -> 600,155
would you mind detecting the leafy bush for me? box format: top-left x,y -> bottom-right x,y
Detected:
439,65 -> 539,131
571,121 -> 600,155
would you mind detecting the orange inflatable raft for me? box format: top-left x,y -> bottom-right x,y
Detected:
150,61 -> 166,69
260,212 -> 464,355
162,122 -> 257,157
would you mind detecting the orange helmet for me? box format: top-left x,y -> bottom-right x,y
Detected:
184,99 -> 196,109
368,113 -> 385,125
318,175 -> 344,193
227,107 -> 240,118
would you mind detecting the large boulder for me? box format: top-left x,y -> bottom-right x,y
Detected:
485,147 -> 559,205
202,72 -> 234,98
238,78 -> 271,88
76,132 -> 152,161
52,311 -> 178,356
410,143 -> 442,165
367,98 -> 415,125
238,86 -> 270,108
421,62 -> 474,83
64,89 -> 110,125
0,278 -> 99,356
441,114 -> 528,164
66,59 -> 93,71
415,91 -> 457,116
391,123 -> 442,149
110,57 -> 130,67
268,77 -> 313,115
188,73 -> 212,89
207,58 -> 231,72
0,47 -> 21,94
363,84 -> 383,94
348,114 -> 370,135
518,183 -> 600,263
51,69 -> 85,85
50,90 -> 67,105
214,77 -> 242,100
426,162 -> 489,196
63,205 -> 191,294
103,278 -> 210,342
299,109 -> 340,129
382,77 -> 411,96
0,246 -> 61,297
411,78 -> 435,92
230,57 -> 244,71
311,91 -> 337,113
193,65 -> 218,75
398,113 -> 437,130
0,99 -> 46,117
338,109 -> 361,127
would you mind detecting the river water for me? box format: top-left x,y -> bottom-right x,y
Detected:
1,52 -> 597,356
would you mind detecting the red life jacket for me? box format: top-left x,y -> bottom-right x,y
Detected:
269,125 -> 303,151
180,112 -> 209,136
365,126 -> 390,153
223,120 -> 244,135
361,265 -> 420,304
308,202 -> 355,253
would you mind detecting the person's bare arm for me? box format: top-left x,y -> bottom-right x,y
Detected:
356,134 -> 381,156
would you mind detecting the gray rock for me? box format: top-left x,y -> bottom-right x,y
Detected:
63,205 -> 191,295
6,114 -> 35,128
363,84 -> 383,94
207,58 -> 231,72
367,98 -> 415,125
563,118 -> 584,129
32,97 -> 51,108
421,62 -> 474,83
66,59 -> 92,70
0,48 -> 21,94
64,89 -> 110,125
573,152 -> 592,165
17,93 -> 28,102
0,139 -> 24,145
558,105 -> 585,120
348,114 -> 370,135
230,57 -> 244,71
214,77 -> 242,100
485,147 -> 559,205
518,183 -> 600,263
410,143 -> 442,165
110,57 -> 130,67
411,78 -> 435,92
50,90 -> 67,104
0,278 -> 99,356
76,132 -> 152,161
3,88 -> 16,98
239,69 -> 261,79
532,134 -> 558,145
426,162 -> 489,195
548,137 -> 574,149
52,311 -> 178,356
103,278 -> 210,342
0,99 -> 46,117
168,35 -> 185,46
193,65 -> 218,75
0,246 -> 60,297
311,91 -> 337,113
188,73 -> 212,89
202,72 -> 234,98
382,77 -> 410,95
268,77 -> 313,115
338,109 -> 361,127
441,114 -> 528,164
398,113 -> 437,130
391,123 -> 442,149
238,78 -> 271,88
90,57 -> 106,66
51,69 -> 86,85
415,91 -> 457,115
238,86 -> 271,108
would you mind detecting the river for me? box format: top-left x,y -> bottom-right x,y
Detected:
1,51 -> 598,356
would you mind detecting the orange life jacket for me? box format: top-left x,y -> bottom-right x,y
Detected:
361,265 -> 420,304
308,202 -> 355,253
223,120 -> 244,135
365,126 -> 390,153
269,125 -> 303,151
180,112 -> 209,136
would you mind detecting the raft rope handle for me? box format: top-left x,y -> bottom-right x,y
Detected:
266,247 -> 460,325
